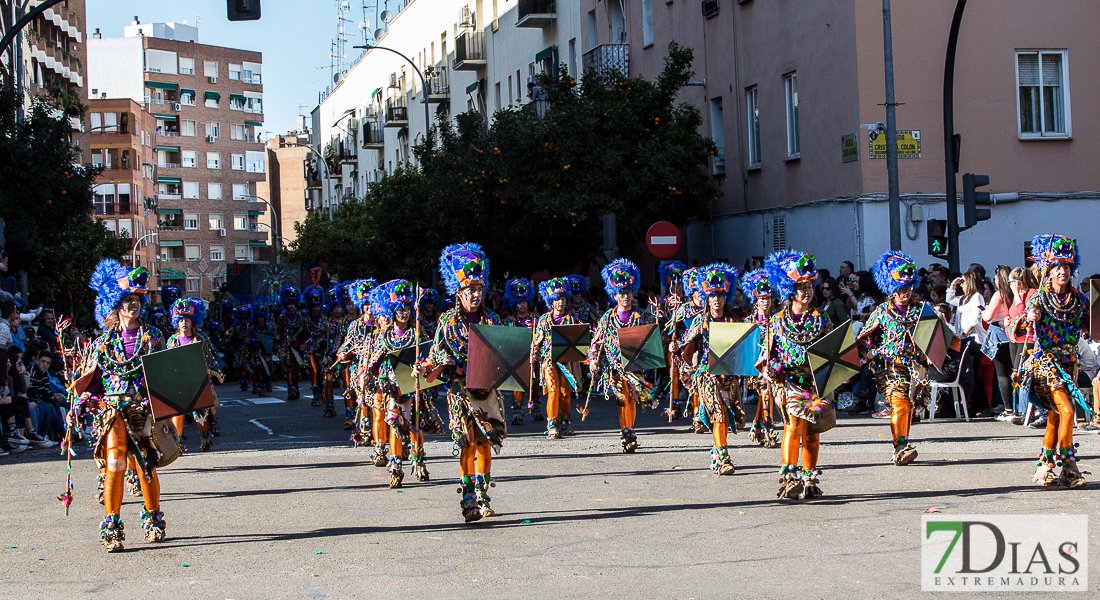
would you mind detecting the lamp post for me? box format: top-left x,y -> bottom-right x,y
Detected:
241,195 -> 280,263
351,43 -> 432,147
131,231 -> 158,270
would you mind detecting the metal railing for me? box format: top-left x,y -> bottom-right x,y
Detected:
159,162 -> 181,169
454,31 -> 486,67
518,0 -> 556,19
582,44 -> 630,78
386,105 -> 408,123
362,121 -> 384,146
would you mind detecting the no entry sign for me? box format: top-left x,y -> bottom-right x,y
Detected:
646,221 -> 681,259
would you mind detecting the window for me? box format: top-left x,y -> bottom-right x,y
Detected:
232,154 -> 245,171
228,64 -> 242,80
1016,50 -> 1069,138
203,60 -> 219,78
230,96 -> 245,111
180,91 -> 195,106
205,94 -> 219,109
185,244 -> 201,261
234,245 -> 249,261
242,61 -> 262,84
233,215 -> 249,230
569,39 -> 577,79
246,151 -> 266,173
784,72 -> 800,158
90,112 -> 101,131
181,120 -> 197,137
230,123 -> 246,140
233,183 -> 250,200
746,86 -> 761,168
182,150 -> 197,168
212,274 -> 226,289
205,122 -> 220,138
179,57 -> 195,75
587,10 -> 597,51
183,182 -> 200,199
144,49 -> 178,74
208,183 -> 223,199
118,219 -> 133,239
102,219 -> 117,235
209,214 -> 223,230
642,0 -> 654,47
710,97 -> 725,175
184,213 -> 200,230
244,93 -> 262,114
209,245 -> 225,261
186,277 -> 201,293
207,152 -> 221,169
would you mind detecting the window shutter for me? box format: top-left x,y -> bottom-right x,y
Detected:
1041,53 -> 1062,86
1017,53 -> 1039,86
772,217 -> 787,251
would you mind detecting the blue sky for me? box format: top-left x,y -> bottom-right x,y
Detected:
87,0 -> 365,136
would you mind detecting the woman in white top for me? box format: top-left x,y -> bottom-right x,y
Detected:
982,267 -> 1015,419
947,271 -> 994,415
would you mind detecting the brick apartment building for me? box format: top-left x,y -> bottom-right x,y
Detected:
87,98 -> 159,281
87,17 -> 268,299
256,131 -> 313,251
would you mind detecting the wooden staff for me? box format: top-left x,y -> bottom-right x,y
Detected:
54,317 -> 77,515
413,285 -> 421,435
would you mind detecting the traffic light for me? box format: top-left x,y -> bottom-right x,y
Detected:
963,173 -> 991,228
227,0 -> 261,21
927,219 -> 948,258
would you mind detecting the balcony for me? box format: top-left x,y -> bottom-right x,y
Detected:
453,31 -> 486,71
158,193 -> 182,200
582,44 -> 630,79
158,225 -> 184,231
362,121 -> 384,149
158,130 -> 181,138
427,68 -> 450,103
517,0 -> 556,28
159,162 -> 181,169
385,104 -> 408,128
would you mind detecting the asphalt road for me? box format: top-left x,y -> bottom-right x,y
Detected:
2,383 -> 1098,599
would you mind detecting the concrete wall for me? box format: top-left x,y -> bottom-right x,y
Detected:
87,36 -> 144,102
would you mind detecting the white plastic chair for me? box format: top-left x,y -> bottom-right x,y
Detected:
927,346 -> 970,423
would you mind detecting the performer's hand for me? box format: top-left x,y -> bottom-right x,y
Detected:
411,363 -> 424,378
1027,306 -> 1040,323
588,361 -> 597,374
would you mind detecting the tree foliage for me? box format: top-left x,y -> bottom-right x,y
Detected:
0,86 -> 128,326
288,42 -> 717,285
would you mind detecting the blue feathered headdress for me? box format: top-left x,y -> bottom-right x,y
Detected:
1031,234 -> 1080,276
419,288 -> 438,307
279,286 -> 301,306
872,251 -> 917,296
303,285 -> 325,309
682,267 -> 701,299
350,279 -> 378,311
567,274 -> 587,296
740,269 -> 773,301
540,277 -> 571,307
170,297 -> 206,330
504,278 -> 535,310
89,259 -> 150,327
161,284 -> 182,308
765,250 -> 818,302
440,243 -> 489,295
326,284 -> 342,311
601,259 -> 640,298
658,260 -> 687,292
234,304 -> 254,323
371,279 -> 415,320
335,282 -> 352,307
698,263 -> 734,299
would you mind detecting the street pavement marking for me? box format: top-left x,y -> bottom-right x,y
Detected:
250,397 -> 286,404
249,419 -> 274,435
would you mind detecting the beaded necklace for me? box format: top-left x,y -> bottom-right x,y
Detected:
1035,281 -> 1085,354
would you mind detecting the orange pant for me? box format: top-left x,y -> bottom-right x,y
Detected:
310,355 -> 324,388
889,394 -> 912,443
711,411 -> 728,449
103,415 -> 159,516
459,440 -> 492,477
372,393 -> 388,448
1042,386 -> 1075,451
781,416 -> 820,470
545,369 -> 569,421
618,382 -> 637,430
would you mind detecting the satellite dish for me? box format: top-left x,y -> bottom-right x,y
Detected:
374,28 -> 385,40
334,73 -> 341,83
380,9 -> 392,22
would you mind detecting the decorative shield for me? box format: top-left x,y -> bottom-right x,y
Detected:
806,320 -> 862,398
141,343 -> 216,420
1090,279 -> 1100,343
617,324 -> 667,372
390,341 -> 443,395
707,322 -> 762,377
912,302 -> 956,371
467,324 -> 533,392
551,324 -> 590,363
258,333 -> 274,354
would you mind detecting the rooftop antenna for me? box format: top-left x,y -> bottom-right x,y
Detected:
194,14 -> 203,27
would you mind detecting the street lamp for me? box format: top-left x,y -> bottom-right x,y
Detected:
253,221 -> 292,247
131,231 -> 158,270
240,195 -> 280,263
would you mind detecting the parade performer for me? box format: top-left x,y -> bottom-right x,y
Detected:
253,306 -> 275,395
503,278 -> 537,426
654,261 -> 687,421
678,264 -> 741,475
669,267 -> 705,430
302,286 -> 331,407
742,269 -> 780,448
366,279 -> 444,487
858,251 -> 927,466
530,277 -> 583,439
275,286 -> 306,400
419,289 -> 440,338
567,274 -> 597,324
757,251 -> 831,499
1016,235 -> 1089,488
588,259 -> 653,453
166,297 -> 224,452
413,243 -> 506,523
338,279 -> 378,436
78,260 -> 168,552
319,286 -> 347,418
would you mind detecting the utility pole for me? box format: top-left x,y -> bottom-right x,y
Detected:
942,0 -> 968,273
881,0 -> 902,251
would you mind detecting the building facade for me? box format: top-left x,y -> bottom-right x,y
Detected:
88,98 -> 158,281
87,17 -> 268,299
256,131 -> 313,251
581,0 -> 1100,274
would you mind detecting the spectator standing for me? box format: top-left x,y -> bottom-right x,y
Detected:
1005,266 -> 1039,425
983,266 -> 1014,420
948,271 -> 994,416
818,278 -> 849,327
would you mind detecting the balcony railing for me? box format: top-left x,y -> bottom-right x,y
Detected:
427,70 -> 450,101
158,193 -> 182,200
582,44 -> 630,79
159,162 -> 181,169
158,131 -> 181,138
517,0 -> 556,27
158,224 -> 184,231
453,31 -> 486,71
385,105 -> 408,126
362,121 -> 384,147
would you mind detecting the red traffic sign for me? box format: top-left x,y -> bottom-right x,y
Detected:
646,221 -> 681,259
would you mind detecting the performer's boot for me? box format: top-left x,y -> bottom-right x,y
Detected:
96,472 -> 105,505
125,468 -> 141,498
140,508 -> 166,543
777,465 -> 804,500
510,392 -> 524,426
748,423 -> 766,446
547,416 -> 562,440
411,450 -> 430,482
620,427 -> 639,453
311,386 -> 323,407
210,414 -> 221,437
252,381 -> 262,395
459,476 -> 481,523
287,383 -> 300,401
530,394 -> 544,422
892,437 -> 918,466
387,456 -> 404,489
763,425 -> 782,449
1034,448 -> 1058,485
239,379 -> 249,392
372,444 -> 388,467
711,446 -> 735,476
198,428 -> 213,452
323,397 -> 336,418
344,405 -> 355,430
800,469 -> 823,499
563,418 -> 575,436
100,513 -> 125,553
475,474 -> 495,517
1058,446 -> 1086,488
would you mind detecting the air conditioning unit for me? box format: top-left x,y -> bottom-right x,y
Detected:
701,0 -> 719,17
206,135 -> 216,143
218,228 -> 226,237
173,103 -> 181,111
207,76 -> 218,84
459,5 -> 474,27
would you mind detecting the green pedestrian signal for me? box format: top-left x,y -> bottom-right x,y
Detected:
928,219 -> 948,258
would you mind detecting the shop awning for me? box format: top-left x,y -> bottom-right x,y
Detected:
180,88 -> 195,96
160,240 -> 183,247
248,240 -> 268,248
153,113 -> 178,121
245,120 -> 263,127
157,177 -> 181,184
230,93 -> 247,102
205,91 -> 221,101
155,146 -> 180,153
159,208 -> 182,214
161,268 -> 186,279
146,81 -> 177,90
247,210 -> 264,216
